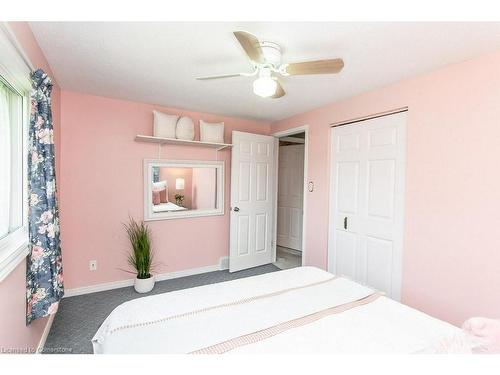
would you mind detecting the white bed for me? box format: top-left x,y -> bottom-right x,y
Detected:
92,266 -> 460,354
152,202 -> 187,213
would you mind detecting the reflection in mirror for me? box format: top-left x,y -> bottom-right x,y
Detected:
144,160 -> 224,220
151,167 -> 218,212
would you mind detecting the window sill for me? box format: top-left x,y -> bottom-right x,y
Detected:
0,228 -> 29,283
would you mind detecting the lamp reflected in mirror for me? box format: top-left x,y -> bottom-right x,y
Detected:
175,178 -> 185,190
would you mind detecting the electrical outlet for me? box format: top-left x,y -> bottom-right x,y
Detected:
89,260 -> 97,271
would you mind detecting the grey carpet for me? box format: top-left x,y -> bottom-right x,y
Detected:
42,264 -> 280,354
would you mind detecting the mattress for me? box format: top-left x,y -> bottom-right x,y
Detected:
92,266 -> 460,354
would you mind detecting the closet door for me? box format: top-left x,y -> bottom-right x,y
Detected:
328,112 -> 406,300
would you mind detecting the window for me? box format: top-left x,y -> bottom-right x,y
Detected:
0,23 -> 31,281
0,78 -> 24,240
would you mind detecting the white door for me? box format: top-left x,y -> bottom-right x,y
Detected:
229,131 -> 276,272
277,144 -> 304,251
328,112 -> 406,300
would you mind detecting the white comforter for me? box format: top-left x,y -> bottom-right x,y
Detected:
92,267 -> 459,354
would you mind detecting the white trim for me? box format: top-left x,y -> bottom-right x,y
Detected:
0,23 -> 34,72
279,136 -> 305,144
327,126 -> 337,275
143,159 -> 225,221
65,278 -> 133,298
0,25 -> 31,282
64,259 -> 229,298
0,242 -> 28,283
0,23 -> 32,90
272,125 -> 309,266
271,137 -> 279,262
36,313 -> 55,354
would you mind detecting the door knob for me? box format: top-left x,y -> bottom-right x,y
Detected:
233,207 -> 240,212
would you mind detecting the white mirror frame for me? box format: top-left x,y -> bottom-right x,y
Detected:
143,159 -> 224,221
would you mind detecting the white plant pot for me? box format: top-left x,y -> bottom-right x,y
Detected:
134,275 -> 155,293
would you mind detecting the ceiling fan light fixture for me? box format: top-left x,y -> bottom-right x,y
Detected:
253,76 -> 277,98
196,30 -> 344,100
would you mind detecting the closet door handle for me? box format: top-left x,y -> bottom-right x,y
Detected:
233,207 -> 240,212
343,217 -> 348,230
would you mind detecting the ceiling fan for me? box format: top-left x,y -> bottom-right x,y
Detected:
196,31 -> 344,99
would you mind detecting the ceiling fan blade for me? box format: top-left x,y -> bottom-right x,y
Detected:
196,73 -> 244,80
272,80 -> 285,99
284,58 -> 344,75
233,31 -> 265,65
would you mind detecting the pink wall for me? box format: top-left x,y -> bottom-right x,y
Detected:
0,263 -> 48,353
0,22 -> 61,353
271,50 -> 500,326
59,91 -> 271,289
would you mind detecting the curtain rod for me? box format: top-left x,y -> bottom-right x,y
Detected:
0,22 -> 35,72
330,107 -> 408,128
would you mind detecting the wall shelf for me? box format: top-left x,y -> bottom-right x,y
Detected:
135,135 -> 233,151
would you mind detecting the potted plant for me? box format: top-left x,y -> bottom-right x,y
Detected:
125,217 -> 155,293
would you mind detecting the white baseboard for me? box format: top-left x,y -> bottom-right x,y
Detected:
36,313 -> 55,354
64,258 -> 229,298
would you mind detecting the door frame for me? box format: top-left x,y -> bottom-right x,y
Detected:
272,125 -> 309,266
327,110 -> 407,300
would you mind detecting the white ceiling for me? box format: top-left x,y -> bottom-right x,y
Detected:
29,22 -> 500,121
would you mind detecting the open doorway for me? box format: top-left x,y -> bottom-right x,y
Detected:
272,127 -> 308,270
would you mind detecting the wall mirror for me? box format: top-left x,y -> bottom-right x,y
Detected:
144,159 -> 224,221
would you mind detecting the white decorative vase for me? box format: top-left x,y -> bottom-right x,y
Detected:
134,275 -> 155,293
